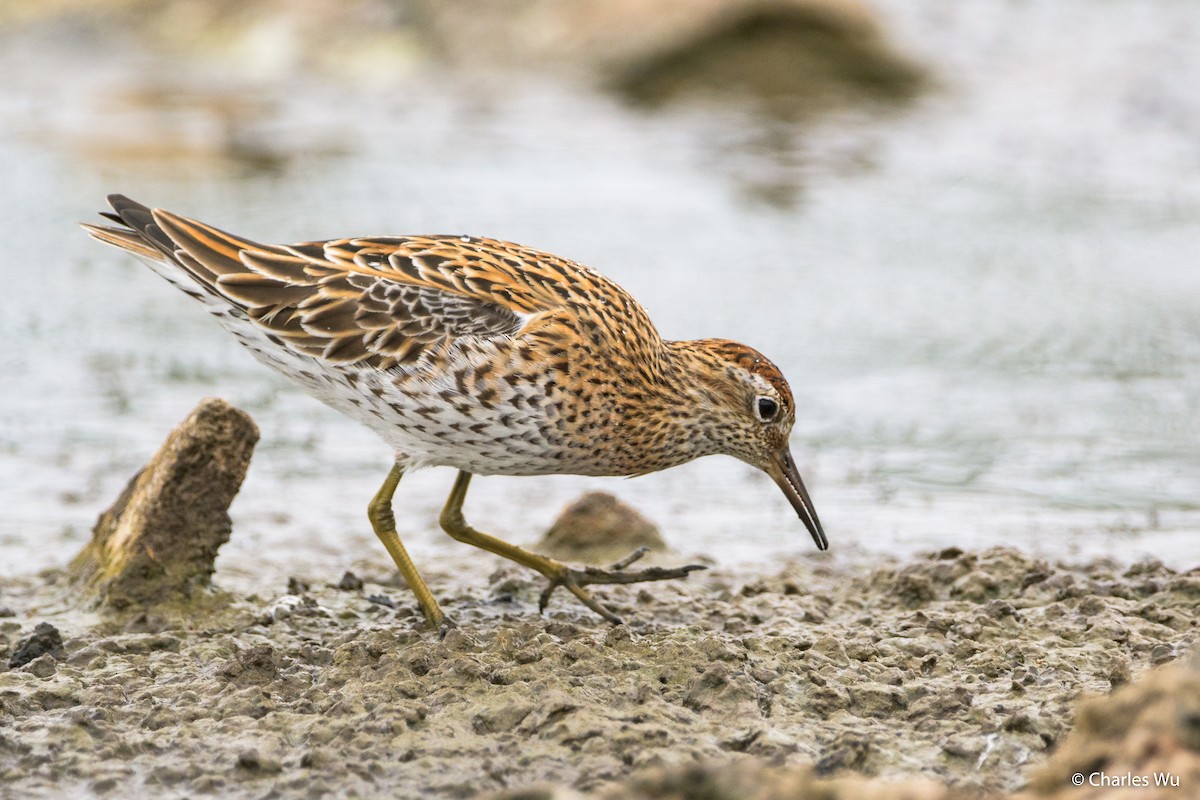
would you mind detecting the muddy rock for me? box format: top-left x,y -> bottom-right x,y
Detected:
612,0 -> 925,111
1024,646 -> 1200,799
7,622 -> 65,669
337,571 -> 365,591
591,760 -> 956,800
537,492 -> 667,565
68,398 -> 258,611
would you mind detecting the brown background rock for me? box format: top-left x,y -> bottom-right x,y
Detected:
537,491 -> 667,565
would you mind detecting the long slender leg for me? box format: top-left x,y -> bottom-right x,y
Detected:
368,463 -> 444,627
438,470 -> 705,624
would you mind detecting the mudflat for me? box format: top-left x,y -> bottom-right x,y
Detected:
1,546 -> 1195,798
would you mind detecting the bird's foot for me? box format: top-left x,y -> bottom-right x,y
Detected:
538,547 -> 707,624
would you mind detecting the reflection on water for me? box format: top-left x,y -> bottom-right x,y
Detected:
1,1 -> 1197,586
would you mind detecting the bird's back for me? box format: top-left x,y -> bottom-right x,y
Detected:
84,196 -> 675,476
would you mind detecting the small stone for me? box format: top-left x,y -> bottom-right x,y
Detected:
9,622 -> 65,668
220,644 -> 278,684
287,576 -> 310,595
236,748 -> 281,773
950,571 -> 1000,602
90,776 -> 120,793
472,700 -> 535,734
816,735 -> 872,773
1150,644 -> 1175,666
941,738 -> 982,759
537,492 -> 667,565
890,573 -> 935,607
20,653 -> 58,678
366,594 -> 397,609
261,594 -> 327,623
1077,596 -> 1105,616
808,634 -> 850,667
337,571 -> 364,591
1105,655 -> 1132,688
850,682 -> 906,716
0,606 -> 15,618
747,727 -> 798,757
1003,710 -> 1037,733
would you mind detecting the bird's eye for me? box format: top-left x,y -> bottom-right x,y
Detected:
756,396 -> 779,422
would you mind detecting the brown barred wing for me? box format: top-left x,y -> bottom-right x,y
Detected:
89,196 -> 547,370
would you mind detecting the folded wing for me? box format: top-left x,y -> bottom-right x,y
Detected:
83,195 -> 559,370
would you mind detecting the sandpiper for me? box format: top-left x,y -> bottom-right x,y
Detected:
84,195 -> 826,627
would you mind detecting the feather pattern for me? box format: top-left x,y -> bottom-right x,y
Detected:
80,195 -> 812,490
135,208 -> 545,368
81,194 -> 829,627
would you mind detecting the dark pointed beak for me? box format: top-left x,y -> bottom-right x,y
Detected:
766,447 -> 827,551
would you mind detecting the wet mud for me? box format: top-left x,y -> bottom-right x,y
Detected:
1,546 -> 1195,798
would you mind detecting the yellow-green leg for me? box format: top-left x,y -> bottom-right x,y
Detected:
368,463 -> 445,628
438,470 -> 705,624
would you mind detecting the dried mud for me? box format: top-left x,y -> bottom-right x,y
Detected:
0,547 -> 1196,798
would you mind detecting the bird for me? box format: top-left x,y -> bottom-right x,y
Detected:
83,195 -> 827,628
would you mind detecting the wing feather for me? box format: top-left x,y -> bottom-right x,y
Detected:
85,197 -> 554,368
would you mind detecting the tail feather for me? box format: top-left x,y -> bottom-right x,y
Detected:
79,222 -> 164,262
152,208 -> 257,282
83,195 -> 243,308
104,194 -> 178,260
83,194 -> 267,304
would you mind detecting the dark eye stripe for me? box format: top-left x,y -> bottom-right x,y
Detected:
757,397 -> 778,421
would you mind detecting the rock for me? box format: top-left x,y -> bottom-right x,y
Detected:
592,760 -> 953,800
219,643 -> 279,685
683,663 -> 761,715
1027,647 -> 1200,797
536,492 -> 667,565
612,1 -> 926,110
491,787 -> 586,800
8,622 -> 65,669
1104,654 -> 1132,688
236,747 -> 282,774
849,682 -> 907,716
1149,643 -> 1177,666
472,699 -> 536,734
19,653 -> 57,678
890,572 -> 937,607
337,571 -> 364,591
68,398 -> 259,610
808,633 -> 851,666
261,594 -> 329,624
815,735 -> 872,774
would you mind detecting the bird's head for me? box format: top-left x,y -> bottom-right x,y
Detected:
676,339 -> 827,551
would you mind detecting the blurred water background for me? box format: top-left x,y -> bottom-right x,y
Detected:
1,0 -> 1197,587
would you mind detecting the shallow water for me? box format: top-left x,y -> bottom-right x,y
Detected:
1,1 -> 1197,587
